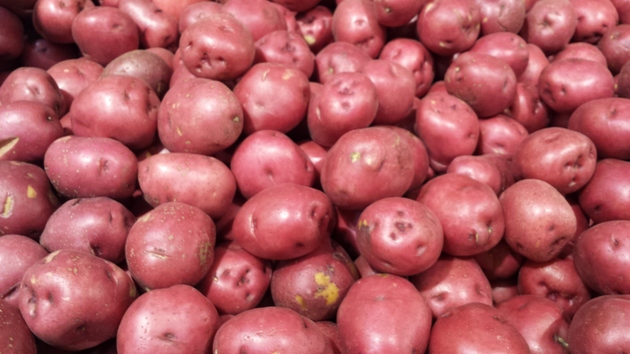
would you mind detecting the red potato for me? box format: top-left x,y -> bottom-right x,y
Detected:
512,127 -> 597,195
70,74 -> 159,150
0,235 -> 48,307
0,161 -> 59,239
331,0 -> 386,58
297,6 -> 334,54
578,158 -> 630,223
414,91 -> 480,172
507,82 -> 550,133
138,153 -> 236,219
372,0 -> 426,28
19,37 -> 80,71
117,284 -> 220,354
177,1 -> 223,33
19,249 -> 136,351
378,38 -> 435,98
538,58 -> 615,114
429,302 -> 530,353
410,256 -> 493,318
444,51 -> 517,118
417,173 -> 504,256
221,0 -> 287,41
158,77 -> 242,155
474,0 -> 526,35
231,130 -> 316,198
39,197 -> 135,263
234,62 -> 310,135
518,257 -> 592,320
355,197 -> 443,276
416,0 -> 481,57
0,6 -> 24,61
497,295 -> 570,354
353,255 -> 377,278
552,42 -> 608,67
612,0 -> 630,23
47,57 -> 103,106
298,139 -> 328,179
598,24 -> 630,74
518,43 -> 549,87
102,49 -> 172,99
118,0 -> 179,50
386,126 -> 430,191
231,183 -> 334,260
320,126 -> 414,210
618,61 -> 630,98
0,298 -> 37,354
469,32 -> 529,78
491,277 -> 520,304
474,240 -> 524,280
44,136 -> 138,200
212,306 -> 333,354
307,71 -> 378,147
314,41 -> 371,84
150,0 -> 204,23
146,46 -> 173,68
197,241 -> 272,315
360,59 -> 415,125
71,6 -> 139,66
126,202 -> 215,291
519,0 -> 577,55
0,101 -> 62,162
559,193 -> 590,257
314,321 -> 346,354
476,114 -> 529,155
32,0 -> 94,44
0,66 -> 66,116
213,194 -> 245,242
254,30 -> 315,78
271,238 -> 357,321
570,0 -> 619,43
572,220 -> 630,295
337,274 -> 432,353
567,295 -> 630,353
446,154 -> 509,195
179,13 -> 255,81
568,98 -> 630,160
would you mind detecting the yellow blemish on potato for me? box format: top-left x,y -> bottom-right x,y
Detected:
314,272 -> 340,306
483,17 -> 488,23
262,69 -> 271,81
350,151 -> 361,162
233,116 -> 240,122
44,251 -> 60,263
282,70 -> 294,80
0,137 -> 19,157
295,295 -> 307,310
358,219 -> 369,230
303,35 -> 316,45
137,213 -> 152,223
1,195 -> 14,217
176,127 -> 183,136
377,273 -> 389,278
30,275 -> 37,284
424,2 -> 434,12
199,242 -> 210,266
129,284 -> 137,298
27,186 -> 37,199
167,235 -> 174,240
328,67 -> 334,74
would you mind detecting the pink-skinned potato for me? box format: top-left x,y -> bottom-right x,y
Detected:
158,77 -> 243,156
18,249 -> 137,351
118,0 -> 179,50
0,235 -> 48,307
492,277 -> 520,305
271,238 -> 358,321
0,6 -> 24,61
356,197 -> 443,276
101,49 -> 172,99
518,43 -> 549,86
474,0 -> 526,35
297,6 -> 334,54
570,0 -> 619,44
0,161 -> 59,239
212,306 -> 334,354
0,66 -> 66,116
0,100 -> 63,162
230,130 -> 315,199
320,126 -> 414,210
254,30 -> 315,78
44,136 -> 138,200
39,197 -> 135,263
474,240 -> 525,281
47,57 -> 103,107
117,284 -> 220,354
337,274 -> 432,354
197,241 -> 272,315
507,82 -> 550,133
125,202 -> 215,291
578,158 -> 630,223
378,38 -> 435,98
598,24 -> 630,75
476,114 -> 528,156
410,256 -> 493,318
69,74 -> 160,151
177,1 -> 223,33
512,127 -> 597,195
138,152 -> 236,219
567,295 -> 630,353
552,42 -> 608,67
331,0 -> 386,59
32,0 -> 94,44
446,154 -> 514,195
231,183 -> 335,260
417,0 -> 481,57
373,0 -> 426,28
314,41 -> 371,84
221,0 -> 287,42
151,0 -> 205,23
572,220 -> 630,295
500,179 -> 576,262
469,32 -> 530,78
0,298 -> 36,354
519,0 -> 577,55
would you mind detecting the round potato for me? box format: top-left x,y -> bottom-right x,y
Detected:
331,0 -> 385,59
101,49 -> 172,98
578,158 -> 630,223
0,66 -> 66,116
0,235 -> 48,307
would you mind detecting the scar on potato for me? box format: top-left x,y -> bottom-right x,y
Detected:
314,272 -> 340,306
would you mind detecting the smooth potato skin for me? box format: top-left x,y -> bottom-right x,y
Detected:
138,153 -> 236,219
567,295 -> 630,353
102,49 -> 172,99
44,136 -> 138,200
0,299 -> 37,354
578,158 -> 630,223
0,235 -> 48,307
0,66 -> 67,116
231,184 -> 334,260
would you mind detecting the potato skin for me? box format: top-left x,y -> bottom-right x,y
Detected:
0,235 -> 48,307
0,298 -> 37,354
578,158 -> 630,223
231,183 -> 334,260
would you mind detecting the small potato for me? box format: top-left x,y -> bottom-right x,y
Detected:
0,235 -> 48,307
177,1 -> 223,33
598,24 -> 630,74
477,114 -> 528,155
447,154 -> 508,195
373,0 -> 425,27
44,136 -> 138,200
126,202 -> 216,290
0,299 -> 36,354
40,197 -> 135,263
517,43 -> 550,86
469,32 -> 529,77
507,82 -> 550,133
553,42 -> 608,67
231,184 -> 334,260
0,161 -> 59,239
331,0 -> 386,58
138,153 -> 236,219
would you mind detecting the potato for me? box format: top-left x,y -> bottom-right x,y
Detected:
231,183 -> 334,260
314,41 -> 371,85
254,30 -> 315,78
508,82 -> 550,133
578,158 -> 630,223
177,1 -> 223,33
138,152 -> 236,219
0,298 -> 36,354
40,197 -> 135,263
469,32 -> 529,77
18,249 -> 136,351
271,238 -> 358,321
417,0 -> 480,57
101,49 -> 172,98
475,0 -> 526,35
33,0 -> 94,44
598,24 -> 630,74
297,6 -> 334,54
44,136 -> 138,200
473,240 -> 524,281
553,42 -> 608,66
0,66 -> 66,116
337,274 -> 432,353
520,0 -> 577,55
378,38 -> 435,98
331,0 -> 385,59
0,235 -> 48,307
567,295 -> 630,353
117,284 -> 219,353
118,0 -> 179,50
222,0 -> 287,41
0,161 -> 59,239
212,306 -> 333,353
47,57 -> 103,106
126,202 -> 215,290
446,154 -> 514,195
